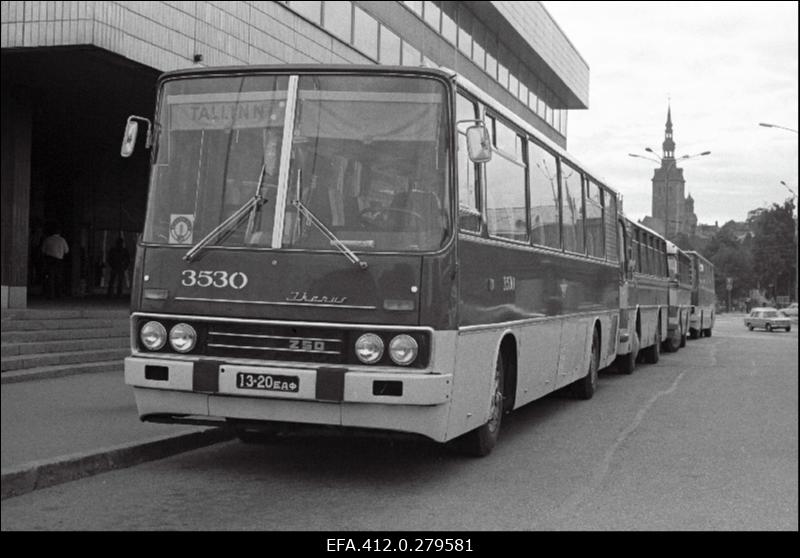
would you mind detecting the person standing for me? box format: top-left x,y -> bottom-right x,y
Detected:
41,223 -> 69,299
106,237 -> 130,298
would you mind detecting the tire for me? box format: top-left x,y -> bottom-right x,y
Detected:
664,329 -> 681,353
642,324 -> 661,364
787,326 -> 791,332
617,330 -> 638,375
703,328 -> 712,338
679,332 -> 687,347
766,323 -> 772,332
571,328 -> 600,400
748,324 -> 754,331
452,351 -> 505,457
689,328 -> 700,340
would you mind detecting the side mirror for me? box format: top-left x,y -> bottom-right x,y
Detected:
466,124 -> 492,163
120,119 -> 139,158
120,115 -> 152,158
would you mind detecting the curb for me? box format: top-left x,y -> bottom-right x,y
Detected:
1,427 -> 235,500
0,361 -> 121,384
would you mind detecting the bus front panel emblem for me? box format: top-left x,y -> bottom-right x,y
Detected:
169,214 -> 195,244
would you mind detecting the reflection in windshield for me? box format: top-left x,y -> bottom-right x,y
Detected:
144,76 -> 288,248
143,73 -> 450,254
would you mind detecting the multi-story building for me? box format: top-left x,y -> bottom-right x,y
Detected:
1,1 -> 589,308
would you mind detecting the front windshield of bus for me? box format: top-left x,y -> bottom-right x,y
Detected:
143,73 -> 451,253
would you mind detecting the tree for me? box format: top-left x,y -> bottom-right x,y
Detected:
748,199 -> 797,301
702,221 -> 754,303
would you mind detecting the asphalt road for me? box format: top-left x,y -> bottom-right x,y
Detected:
2,314 -> 797,531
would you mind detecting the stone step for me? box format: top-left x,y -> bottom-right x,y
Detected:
1,336 -> 130,358
0,317 -> 129,332
1,325 -> 130,344
1,347 -> 130,372
0,360 -> 124,384
1,308 -> 130,321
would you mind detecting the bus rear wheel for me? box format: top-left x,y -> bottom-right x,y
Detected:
451,352 -> 505,457
571,327 -> 599,400
664,329 -> 681,353
616,330 -> 638,375
642,324 -> 661,364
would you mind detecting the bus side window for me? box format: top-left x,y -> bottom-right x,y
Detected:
528,140 -> 561,249
456,93 -> 481,232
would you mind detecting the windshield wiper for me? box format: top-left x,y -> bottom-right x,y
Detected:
184,164 -> 269,262
292,199 -> 368,270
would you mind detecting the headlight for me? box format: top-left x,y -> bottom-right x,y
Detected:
355,333 -> 384,364
140,321 -> 166,350
389,334 -> 418,366
169,323 -> 197,353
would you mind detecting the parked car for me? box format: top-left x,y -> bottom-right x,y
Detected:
780,302 -> 798,318
744,307 -> 792,332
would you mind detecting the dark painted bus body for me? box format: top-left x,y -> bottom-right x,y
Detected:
665,240 -> 692,351
613,218 -> 669,373
686,250 -> 716,338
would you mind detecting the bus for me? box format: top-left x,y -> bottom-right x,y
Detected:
613,218 -> 669,373
120,64 -> 621,456
664,241 -> 692,351
686,250 -> 716,338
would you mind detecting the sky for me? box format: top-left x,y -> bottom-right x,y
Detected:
541,0 -> 798,225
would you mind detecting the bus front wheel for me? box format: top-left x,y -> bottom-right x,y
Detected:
450,352 -> 505,457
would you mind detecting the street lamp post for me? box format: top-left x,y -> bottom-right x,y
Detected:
628,149 -> 710,240
759,122 -> 798,134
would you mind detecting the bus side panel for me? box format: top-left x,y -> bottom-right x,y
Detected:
630,275 -> 669,348
419,248 -> 459,330
457,236 -> 619,327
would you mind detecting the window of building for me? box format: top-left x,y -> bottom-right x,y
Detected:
289,1 -> 322,25
519,81 -> 528,106
585,180 -> 604,258
324,1 -> 353,44
379,25 -> 401,65
402,41 -> 421,66
456,93 -> 481,232
484,36 -> 497,80
528,88 -> 538,114
458,8 -> 473,58
441,2 -> 457,45
486,117 -> 527,242
528,141 -> 560,249
497,62 -> 508,90
353,6 -> 378,60
471,21 -> 486,69
404,1 -> 423,16
560,159 -> 584,254
508,71 -> 519,99
423,1 -> 441,31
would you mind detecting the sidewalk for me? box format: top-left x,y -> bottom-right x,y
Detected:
1,368 -> 232,499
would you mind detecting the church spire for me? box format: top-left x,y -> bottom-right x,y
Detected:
662,103 -> 675,160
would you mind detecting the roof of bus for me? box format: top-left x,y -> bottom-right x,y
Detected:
623,217 -> 667,241
155,64 -> 621,200
685,250 -> 714,265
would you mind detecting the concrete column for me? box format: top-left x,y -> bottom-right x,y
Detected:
1,86 -> 32,309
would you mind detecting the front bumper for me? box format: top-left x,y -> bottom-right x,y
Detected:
125,356 -> 453,440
